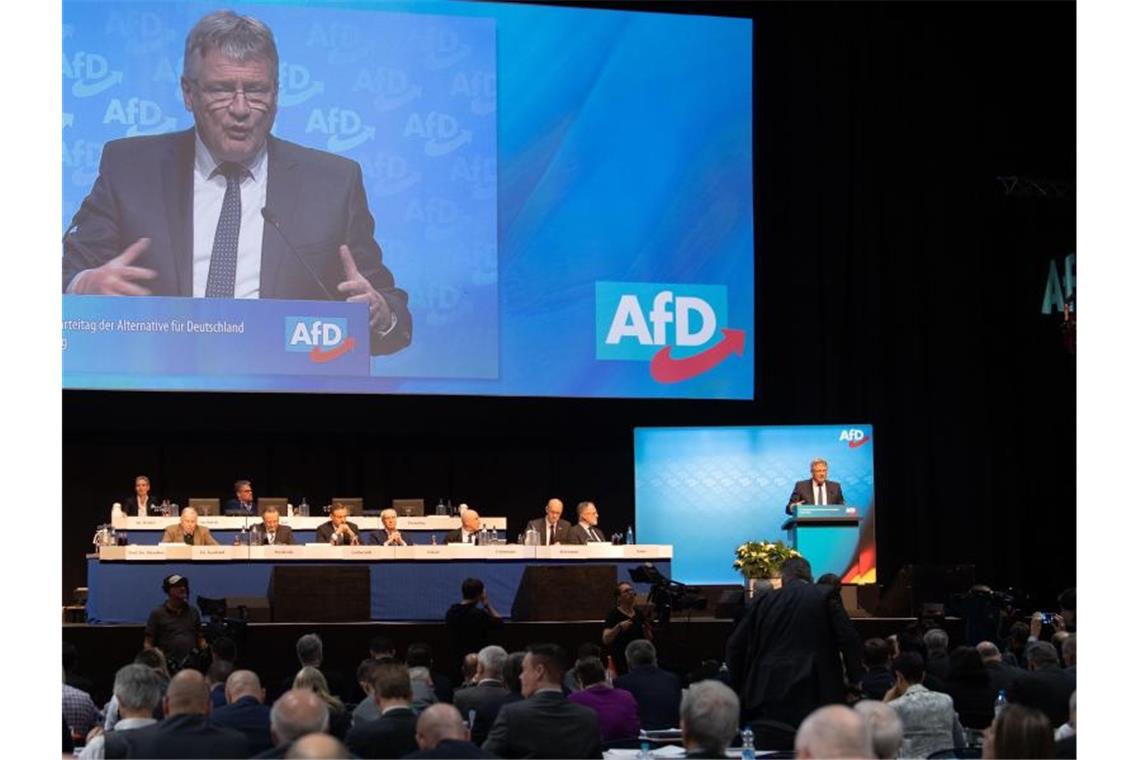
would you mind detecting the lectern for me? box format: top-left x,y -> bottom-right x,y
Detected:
782,505 -> 861,579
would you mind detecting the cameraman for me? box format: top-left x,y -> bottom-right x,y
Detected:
144,575 -> 207,670
602,582 -> 653,674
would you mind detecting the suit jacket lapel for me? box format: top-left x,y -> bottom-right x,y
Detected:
162,130 -> 196,296
261,137 -> 301,298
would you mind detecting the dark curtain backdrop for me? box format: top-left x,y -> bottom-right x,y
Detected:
62,2 -> 1075,605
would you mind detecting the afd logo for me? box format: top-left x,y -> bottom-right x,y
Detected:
839,429 -> 871,448
64,51 -> 123,98
103,98 -> 177,136
285,317 -> 355,363
306,108 -> 375,153
596,282 -> 745,384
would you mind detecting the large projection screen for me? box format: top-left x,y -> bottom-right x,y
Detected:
62,1 -> 754,400
635,425 -> 877,585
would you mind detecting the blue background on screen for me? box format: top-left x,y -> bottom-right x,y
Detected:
63,1 -> 753,399
635,425 -> 875,584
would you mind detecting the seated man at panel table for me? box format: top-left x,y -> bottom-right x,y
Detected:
160,507 -> 219,545
251,505 -> 293,545
564,501 -> 608,544
445,510 -> 482,544
525,498 -> 572,546
315,503 -> 362,545
126,475 -> 162,517
786,457 -> 845,515
224,480 -> 257,516
368,508 -> 411,546
144,575 -> 208,670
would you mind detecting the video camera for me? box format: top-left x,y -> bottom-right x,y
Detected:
629,563 -> 706,624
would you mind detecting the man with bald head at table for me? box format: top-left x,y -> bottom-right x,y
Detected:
526,498 -> 571,545
161,507 -> 218,545
445,510 -> 482,544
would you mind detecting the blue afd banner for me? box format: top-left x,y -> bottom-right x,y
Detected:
62,1 -> 753,399
635,425 -> 877,585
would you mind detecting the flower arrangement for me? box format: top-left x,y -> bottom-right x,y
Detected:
733,540 -> 801,579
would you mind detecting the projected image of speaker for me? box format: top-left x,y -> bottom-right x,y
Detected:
393,498 -> 425,517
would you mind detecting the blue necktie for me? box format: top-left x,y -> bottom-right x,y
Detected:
205,162 -> 244,298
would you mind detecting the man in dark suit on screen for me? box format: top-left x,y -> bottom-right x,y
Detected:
786,458 -> 846,515
725,556 -> 863,733
482,643 -> 601,759
62,10 -> 411,356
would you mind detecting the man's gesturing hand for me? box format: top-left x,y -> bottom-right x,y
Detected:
337,244 -> 392,331
73,237 -> 157,295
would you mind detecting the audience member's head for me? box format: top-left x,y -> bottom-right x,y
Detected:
208,659 -> 235,688
817,573 -> 841,586
948,646 -> 987,684
686,659 -> 723,686
983,703 -> 1055,759
891,651 -> 925,689
270,689 -> 329,746
284,733 -> 350,759
113,663 -> 163,718
780,555 -> 813,583
1025,641 -> 1059,671
1061,634 -> 1076,668
795,704 -> 873,759
225,670 -> 265,704
679,680 -> 739,757
521,643 -> 566,696
63,641 -> 80,673
134,648 -> 169,676
1008,622 -> 1030,650
294,666 -> 342,711
477,645 -> 508,680
369,636 -> 396,660
415,703 -> 470,750
371,660 -> 413,704
503,651 -> 526,695
863,638 -> 890,669
896,628 -> 928,663
1057,587 -> 1076,628
296,633 -> 323,667
853,700 -> 903,759
164,669 -> 211,717
211,635 -> 238,663
461,653 -> 479,683
574,657 -> 607,689
923,628 -> 949,655
976,641 -> 1002,663
461,577 -> 485,601
577,641 -> 603,660
626,638 -> 657,669
406,642 -> 434,668
356,659 -> 380,695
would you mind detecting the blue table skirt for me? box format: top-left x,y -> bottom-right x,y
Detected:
86,557 -> 670,624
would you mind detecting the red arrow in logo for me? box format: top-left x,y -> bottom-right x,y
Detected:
649,328 -> 745,384
309,336 -> 356,363
848,435 -> 871,449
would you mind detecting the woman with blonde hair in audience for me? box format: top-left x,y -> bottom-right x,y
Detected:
294,665 -> 352,739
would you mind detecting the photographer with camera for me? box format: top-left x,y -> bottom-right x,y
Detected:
144,575 -> 207,672
602,582 -> 653,675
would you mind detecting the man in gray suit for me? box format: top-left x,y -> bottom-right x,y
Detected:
62,10 -> 411,355
453,646 -> 512,746
786,458 -> 846,514
483,644 -> 600,758
525,499 -> 572,545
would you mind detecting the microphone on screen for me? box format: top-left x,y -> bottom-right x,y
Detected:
261,207 -> 336,300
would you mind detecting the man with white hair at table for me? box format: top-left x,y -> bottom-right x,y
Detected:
794,704 -> 874,759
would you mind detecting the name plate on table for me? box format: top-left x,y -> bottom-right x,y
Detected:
626,544 -> 673,559
112,515 -> 171,529
342,545 -> 395,560
99,546 -> 126,560
411,544 -> 485,560
247,545 -> 307,560
486,545 -> 533,560
157,544 -> 192,560
191,545 -> 245,560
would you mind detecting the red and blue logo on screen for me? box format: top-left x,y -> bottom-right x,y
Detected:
595,281 -> 746,383
839,428 -> 871,448
285,317 -> 355,363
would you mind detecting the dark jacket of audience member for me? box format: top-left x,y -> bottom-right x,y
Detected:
209,694 -> 273,754
943,647 -> 996,730
613,642 -> 682,731
725,562 -> 863,729
105,713 -> 249,759
1008,644 -> 1076,728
